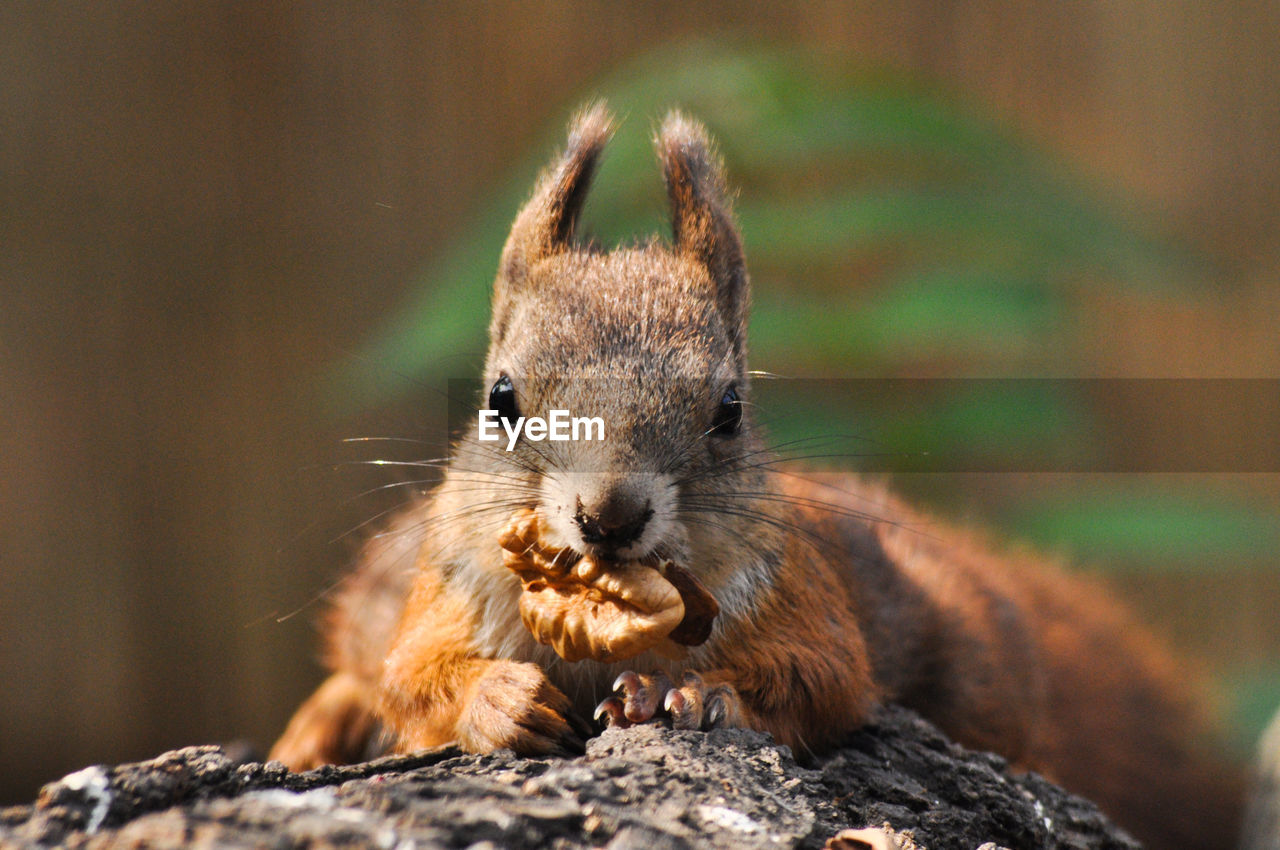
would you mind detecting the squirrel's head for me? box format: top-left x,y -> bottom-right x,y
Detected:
475,103 -> 765,567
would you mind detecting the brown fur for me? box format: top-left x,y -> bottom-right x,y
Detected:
271,103 -> 1245,850
377,545 -> 585,755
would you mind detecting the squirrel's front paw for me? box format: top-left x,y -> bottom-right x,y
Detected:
595,670 -> 742,731
456,661 -> 591,756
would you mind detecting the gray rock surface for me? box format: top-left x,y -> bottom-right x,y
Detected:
0,705 -> 1138,850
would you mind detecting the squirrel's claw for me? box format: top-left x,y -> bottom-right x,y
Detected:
664,671 -> 739,730
609,669 -> 742,732
613,670 -> 675,723
663,672 -> 705,730
594,696 -> 631,728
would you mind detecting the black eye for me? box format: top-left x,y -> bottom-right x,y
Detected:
711,385 -> 741,437
489,375 -> 520,425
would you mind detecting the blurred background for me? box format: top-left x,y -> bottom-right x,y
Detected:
3,2 -> 1279,804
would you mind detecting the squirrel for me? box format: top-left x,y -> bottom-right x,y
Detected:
271,103 -> 1246,850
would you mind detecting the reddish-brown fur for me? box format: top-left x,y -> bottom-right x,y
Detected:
377,551 -> 586,754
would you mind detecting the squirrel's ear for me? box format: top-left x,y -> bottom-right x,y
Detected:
498,102 -> 614,289
658,112 -> 749,361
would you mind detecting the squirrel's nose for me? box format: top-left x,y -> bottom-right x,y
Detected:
573,492 -> 652,551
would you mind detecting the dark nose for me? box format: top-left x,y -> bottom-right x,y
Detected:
574,493 -> 652,551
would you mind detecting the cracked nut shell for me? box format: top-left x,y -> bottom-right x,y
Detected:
498,509 -> 719,663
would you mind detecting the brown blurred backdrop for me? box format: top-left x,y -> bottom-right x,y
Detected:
3,2 -> 1279,803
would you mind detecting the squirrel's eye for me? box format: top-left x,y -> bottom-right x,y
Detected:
711,385 -> 741,437
489,375 -> 520,426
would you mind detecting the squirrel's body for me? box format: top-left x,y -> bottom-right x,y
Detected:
274,105 -> 1244,849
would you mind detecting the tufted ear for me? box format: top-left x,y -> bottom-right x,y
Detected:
497,102 -> 614,291
657,111 -> 749,364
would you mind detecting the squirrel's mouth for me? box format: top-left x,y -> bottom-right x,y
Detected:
555,545 -> 667,572
537,471 -> 680,572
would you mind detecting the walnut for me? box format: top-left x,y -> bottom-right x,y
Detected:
498,509 -> 720,663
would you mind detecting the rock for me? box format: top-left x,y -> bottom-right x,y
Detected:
0,706 -> 1138,850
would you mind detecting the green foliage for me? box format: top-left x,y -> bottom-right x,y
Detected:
334,41 -> 1199,405
1222,667 -> 1280,758
1002,485 -> 1280,570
